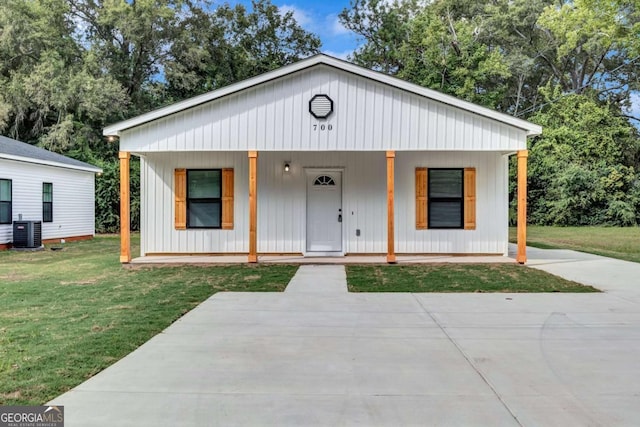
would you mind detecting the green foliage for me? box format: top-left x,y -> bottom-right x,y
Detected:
398,1 -> 512,107
165,0 -> 321,99
339,0 -> 418,73
523,93 -> 640,226
536,0 -> 638,107
94,157 -> 140,233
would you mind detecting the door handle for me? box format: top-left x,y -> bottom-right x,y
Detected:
338,209 -> 342,223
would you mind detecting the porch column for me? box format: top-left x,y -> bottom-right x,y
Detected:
119,151 -> 131,263
516,150 -> 528,264
248,151 -> 258,263
386,150 -> 396,264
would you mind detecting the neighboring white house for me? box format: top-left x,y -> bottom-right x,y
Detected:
0,135 -> 102,249
104,54 -> 541,264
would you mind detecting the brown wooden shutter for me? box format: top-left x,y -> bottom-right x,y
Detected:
464,167 -> 476,230
174,169 -> 186,230
221,168 -> 234,229
416,167 -> 428,229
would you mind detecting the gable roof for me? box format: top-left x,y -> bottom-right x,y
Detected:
0,135 -> 102,173
104,54 -> 542,137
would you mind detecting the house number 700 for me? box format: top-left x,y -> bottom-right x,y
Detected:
313,124 -> 333,131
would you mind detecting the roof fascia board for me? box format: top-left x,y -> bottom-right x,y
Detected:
104,54 -> 542,137
0,153 -> 103,173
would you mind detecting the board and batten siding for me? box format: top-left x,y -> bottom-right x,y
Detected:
120,65 -> 527,154
395,151 -> 509,255
0,158 -> 96,244
140,151 -> 508,256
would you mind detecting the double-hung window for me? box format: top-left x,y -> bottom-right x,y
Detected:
428,169 -> 464,229
43,183 -> 53,222
187,170 -> 222,228
0,179 -> 11,224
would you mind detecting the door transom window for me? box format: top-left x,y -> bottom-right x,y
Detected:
313,175 -> 336,186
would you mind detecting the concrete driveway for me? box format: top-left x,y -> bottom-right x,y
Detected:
51,249 -> 640,426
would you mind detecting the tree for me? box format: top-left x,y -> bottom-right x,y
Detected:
0,0 -> 126,152
164,0 -> 321,100
66,0 -> 194,114
398,0 -> 512,108
339,0 -> 419,74
533,0 -> 640,113
524,92 -> 640,226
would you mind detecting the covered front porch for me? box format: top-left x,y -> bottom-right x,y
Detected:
117,149 -> 530,264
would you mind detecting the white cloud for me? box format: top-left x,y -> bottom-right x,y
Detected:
279,4 -> 312,28
327,14 -> 350,36
322,49 -> 353,61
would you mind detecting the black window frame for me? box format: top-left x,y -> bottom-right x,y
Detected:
43,182 -> 53,223
0,178 -> 11,225
428,168 -> 464,229
186,169 -> 222,229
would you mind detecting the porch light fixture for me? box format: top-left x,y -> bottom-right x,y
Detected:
309,94 -> 333,119
284,162 -> 291,173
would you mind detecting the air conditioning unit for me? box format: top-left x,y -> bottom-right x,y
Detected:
13,221 -> 42,248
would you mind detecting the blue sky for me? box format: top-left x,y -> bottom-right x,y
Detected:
230,0 -> 361,59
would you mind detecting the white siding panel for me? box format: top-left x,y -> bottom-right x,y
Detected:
395,152 -> 509,255
139,151 -> 508,255
256,151 -> 386,254
120,65 -> 528,153
0,159 -> 96,244
141,152 -> 249,255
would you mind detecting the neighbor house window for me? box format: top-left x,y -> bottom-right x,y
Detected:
187,170 -> 221,228
428,169 -> 463,229
0,179 -> 11,224
43,182 -> 53,223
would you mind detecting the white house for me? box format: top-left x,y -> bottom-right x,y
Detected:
0,136 -> 102,249
104,55 -> 540,264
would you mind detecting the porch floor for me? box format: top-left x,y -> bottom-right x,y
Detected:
129,253 -> 515,265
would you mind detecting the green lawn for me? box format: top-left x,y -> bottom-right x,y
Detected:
0,235 -> 296,406
347,264 -> 598,293
0,233 -> 602,405
510,226 -> 640,263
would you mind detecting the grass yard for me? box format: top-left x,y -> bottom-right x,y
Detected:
0,234 -> 602,406
510,226 -> 640,264
0,235 -> 296,406
347,264 -> 598,293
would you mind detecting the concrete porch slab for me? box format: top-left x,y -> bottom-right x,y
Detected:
130,253 -> 515,265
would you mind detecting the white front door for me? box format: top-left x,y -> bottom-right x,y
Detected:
306,171 -> 342,253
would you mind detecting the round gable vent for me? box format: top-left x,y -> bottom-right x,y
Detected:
309,94 -> 333,119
